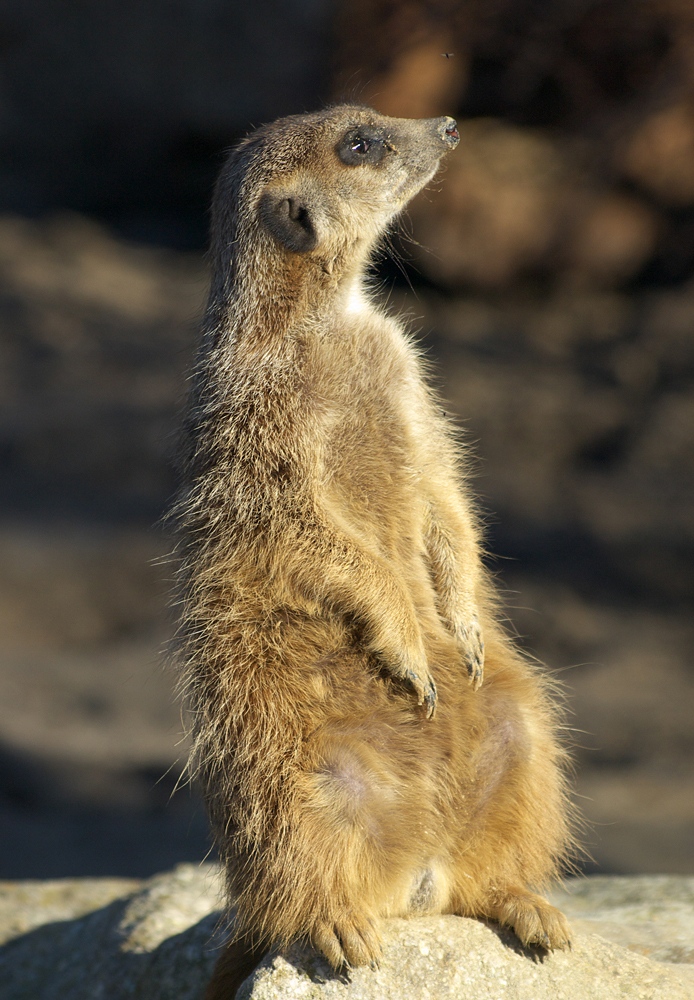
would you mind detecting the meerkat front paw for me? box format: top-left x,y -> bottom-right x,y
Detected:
403,665 -> 438,718
454,616 -> 485,689
376,639 -> 437,717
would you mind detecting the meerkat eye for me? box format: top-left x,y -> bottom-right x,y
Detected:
338,126 -> 387,166
350,136 -> 370,155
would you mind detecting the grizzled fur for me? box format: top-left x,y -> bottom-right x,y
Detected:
171,105 -> 575,991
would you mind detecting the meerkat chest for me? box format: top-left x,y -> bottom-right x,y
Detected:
309,311 -> 432,535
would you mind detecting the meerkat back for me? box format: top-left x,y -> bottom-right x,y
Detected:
172,105 -> 574,994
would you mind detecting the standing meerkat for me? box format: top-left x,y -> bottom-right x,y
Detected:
172,104 -> 574,991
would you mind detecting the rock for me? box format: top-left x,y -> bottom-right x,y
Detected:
408,119 -> 568,289
0,865 -> 223,1000
407,118 -> 660,290
0,876 -> 140,943
620,103 -> 694,208
1,867 -> 692,999
240,919 -> 693,1000
549,875 -> 694,966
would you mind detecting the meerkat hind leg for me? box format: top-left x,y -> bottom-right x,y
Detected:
300,721 -> 431,969
483,886 -> 571,951
312,912 -> 384,969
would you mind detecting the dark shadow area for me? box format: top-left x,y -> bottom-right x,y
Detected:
0,742 -> 211,879
0,895 -> 221,999
482,921 -> 555,963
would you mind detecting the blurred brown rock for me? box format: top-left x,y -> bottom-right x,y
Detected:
620,102 -> 694,207
407,119 -> 660,289
361,36 -> 466,121
333,0 -> 694,289
333,0 -> 689,132
565,193 -> 661,288
409,119 -> 565,287
332,0 -> 468,118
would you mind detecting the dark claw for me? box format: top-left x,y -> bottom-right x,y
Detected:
467,664 -> 483,689
423,678 -> 437,719
404,668 -> 419,693
465,640 -> 484,690
456,619 -> 485,690
404,670 -> 438,719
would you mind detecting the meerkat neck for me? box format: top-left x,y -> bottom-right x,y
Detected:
344,276 -> 371,317
207,249 -> 373,354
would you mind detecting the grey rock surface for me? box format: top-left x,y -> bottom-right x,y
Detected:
0,866 -> 692,999
549,874 -> 694,966
240,919 -> 692,1000
0,865 -> 224,1000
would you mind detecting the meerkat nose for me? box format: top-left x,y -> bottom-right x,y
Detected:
440,117 -> 460,147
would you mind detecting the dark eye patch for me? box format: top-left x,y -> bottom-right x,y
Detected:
337,126 -> 388,166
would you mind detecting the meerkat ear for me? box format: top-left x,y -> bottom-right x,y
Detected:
259,187 -> 319,253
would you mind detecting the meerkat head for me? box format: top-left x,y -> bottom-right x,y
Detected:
211,105 -> 459,282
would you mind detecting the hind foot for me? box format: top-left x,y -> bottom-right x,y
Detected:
484,886 -> 571,951
312,912 -> 383,969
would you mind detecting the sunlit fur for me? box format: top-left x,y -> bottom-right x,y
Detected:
171,105 -> 575,985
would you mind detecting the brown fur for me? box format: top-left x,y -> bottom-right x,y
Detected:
172,105 -> 575,987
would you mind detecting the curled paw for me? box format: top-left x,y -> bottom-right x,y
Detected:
455,617 -> 484,690
312,913 -> 383,969
404,667 -> 437,719
488,887 -> 572,952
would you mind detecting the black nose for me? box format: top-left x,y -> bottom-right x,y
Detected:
440,116 -> 459,148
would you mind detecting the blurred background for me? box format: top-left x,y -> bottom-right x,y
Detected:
0,0 -> 692,880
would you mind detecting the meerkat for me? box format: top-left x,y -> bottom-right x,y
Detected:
172,104 -> 574,993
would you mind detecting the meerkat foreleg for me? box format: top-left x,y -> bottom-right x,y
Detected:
424,500 -> 485,688
291,512 -> 437,716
